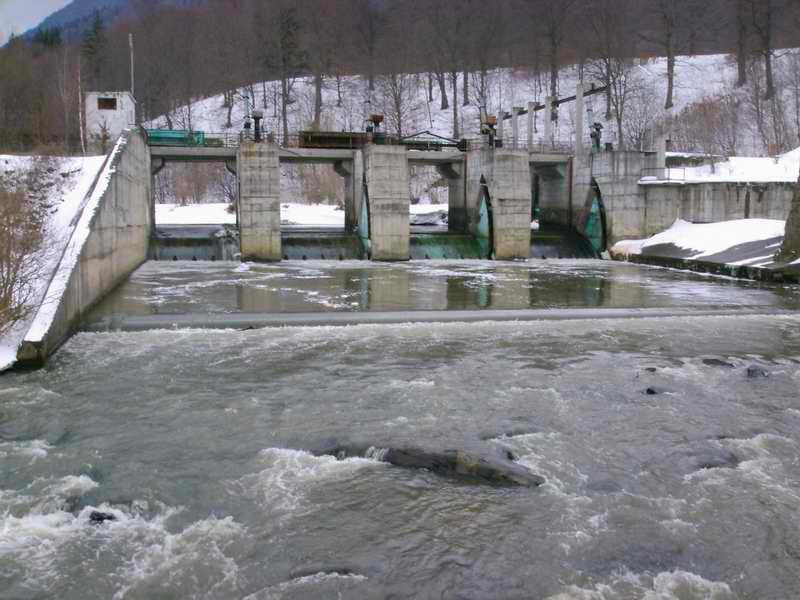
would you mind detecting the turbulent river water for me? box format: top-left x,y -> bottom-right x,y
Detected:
2,260 -> 800,599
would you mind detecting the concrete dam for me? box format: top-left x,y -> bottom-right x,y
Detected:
15,109 -> 796,367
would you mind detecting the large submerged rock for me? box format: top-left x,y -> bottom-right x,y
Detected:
318,445 -> 545,487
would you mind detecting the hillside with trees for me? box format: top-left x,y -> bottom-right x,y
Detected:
2,0 -> 800,156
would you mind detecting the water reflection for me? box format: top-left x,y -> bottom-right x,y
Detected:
85,259 -> 800,325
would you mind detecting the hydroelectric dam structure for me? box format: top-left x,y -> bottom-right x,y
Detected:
27,82 -> 744,366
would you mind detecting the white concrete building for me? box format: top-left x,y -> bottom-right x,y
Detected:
85,91 -> 136,153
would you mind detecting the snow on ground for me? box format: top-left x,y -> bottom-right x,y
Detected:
0,153 -> 107,370
24,141 -> 123,347
611,218 -> 787,267
654,147 -> 800,184
148,54 -> 740,152
156,203 -> 235,225
155,202 -> 450,226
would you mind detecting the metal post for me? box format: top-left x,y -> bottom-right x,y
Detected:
544,97 -> 553,149
129,34 -> 135,98
512,107 -> 522,149
575,83 -> 586,160
527,101 -> 535,148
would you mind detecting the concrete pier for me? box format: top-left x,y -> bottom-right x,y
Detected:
436,162 -> 466,232
363,145 -> 410,260
491,150 -> 533,259
238,140 -> 281,261
467,147 -> 532,259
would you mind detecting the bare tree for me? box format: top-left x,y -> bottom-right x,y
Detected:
0,180 -> 46,336
749,0 -> 778,100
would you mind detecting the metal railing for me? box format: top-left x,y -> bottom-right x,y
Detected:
202,132 -> 241,148
145,129 -> 241,149
462,138 -> 575,154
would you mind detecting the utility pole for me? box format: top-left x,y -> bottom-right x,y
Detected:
129,33 -> 135,98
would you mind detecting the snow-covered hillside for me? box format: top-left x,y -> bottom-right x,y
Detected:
148,53 -> 771,206
148,54 -> 742,151
656,147 -> 800,184
0,154 -> 106,370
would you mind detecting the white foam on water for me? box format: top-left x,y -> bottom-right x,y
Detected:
49,474 -> 99,498
546,568 -> 734,599
504,432 -> 590,498
0,439 -> 53,461
243,571 -> 368,600
112,515 -> 244,600
230,448 -> 384,518
659,518 -> 698,536
644,570 -> 735,599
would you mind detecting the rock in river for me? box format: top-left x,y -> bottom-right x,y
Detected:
318,445 -> 545,487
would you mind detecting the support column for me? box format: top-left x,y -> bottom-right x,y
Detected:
363,144 -> 409,261
465,146 -> 532,259
512,107 -> 522,149
497,111 -> 506,147
334,152 -> 361,232
491,150 -> 533,259
436,162 -> 466,232
238,140 -> 281,261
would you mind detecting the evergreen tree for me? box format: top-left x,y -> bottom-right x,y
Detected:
33,27 -> 63,50
81,11 -> 108,89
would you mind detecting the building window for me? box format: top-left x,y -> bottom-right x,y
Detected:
98,97 -> 117,111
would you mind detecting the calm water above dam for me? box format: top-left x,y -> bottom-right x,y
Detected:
3,261 -> 800,599
86,259 -> 800,322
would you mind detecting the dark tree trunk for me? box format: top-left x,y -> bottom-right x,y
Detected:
437,72 -> 449,110
462,70 -> 469,106
736,0 -> 748,87
665,46 -> 675,110
428,73 -> 434,102
764,50 -> 775,100
451,71 -> 459,139
313,72 -> 323,130
281,76 -> 289,143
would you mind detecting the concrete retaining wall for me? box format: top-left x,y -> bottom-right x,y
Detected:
641,182 -> 793,236
17,129 -> 152,364
572,150 -> 794,245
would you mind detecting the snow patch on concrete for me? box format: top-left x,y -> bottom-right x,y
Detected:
23,137 -> 124,345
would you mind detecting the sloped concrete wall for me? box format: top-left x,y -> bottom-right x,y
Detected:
17,130 -> 152,364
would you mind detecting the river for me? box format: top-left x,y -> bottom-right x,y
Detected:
2,260 -> 800,599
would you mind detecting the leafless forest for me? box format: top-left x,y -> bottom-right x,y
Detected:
2,0 -> 800,154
